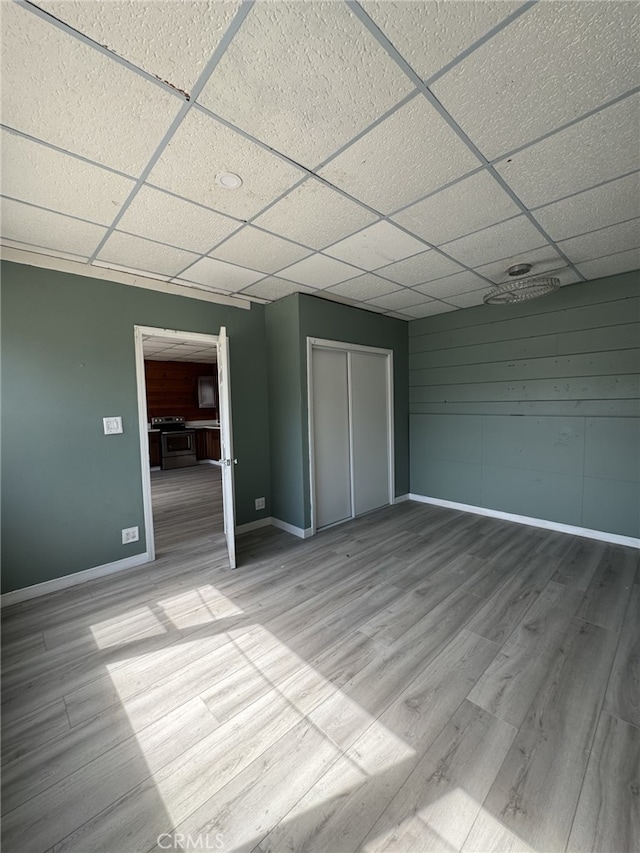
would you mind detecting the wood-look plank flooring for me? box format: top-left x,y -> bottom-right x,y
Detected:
2,465 -> 638,853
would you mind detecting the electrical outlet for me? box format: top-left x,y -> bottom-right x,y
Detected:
255,497 -> 265,511
122,526 -> 139,544
103,416 -> 123,435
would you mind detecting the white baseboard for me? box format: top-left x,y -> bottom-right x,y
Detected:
271,517 -> 314,539
236,517 -> 272,535
408,494 -> 640,549
197,459 -> 221,467
1,552 -> 151,606
394,493 -> 410,504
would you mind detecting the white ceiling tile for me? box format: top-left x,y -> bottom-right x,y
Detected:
443,290 -> 488,309
432,2 -> 640,159
361,1 -> 521,81
0,129 -> 135,225
0,1 -> 182,175
210,226 -> 312,273
252,180 -> 377,250
441,216 -> 547,268
326,273 -> 400,301
319,97 -> 481,214
0,198 -> 106,257
474,245 -> 567,284
392,170 -> 521,247
577,249 -> 640,281
198,1 -> 413,168
377,250 -> 464,286
495,94 -> 640,209
557,219 -> 640,265
414,270 -> 488,299
278,254 -> 361,288
147,109 -> 304,219
0,237 -> 89,263
175,256 -> 265,291
239,277 -> 316,301
366,289 -> 428,310
533,173 -> 640,241
37,1 -> 241,94
399,301 -> 457,318
324,221 -> 425,269
117,185 -> 240,254
386,312 -> 411,321
96,231 -> 199,277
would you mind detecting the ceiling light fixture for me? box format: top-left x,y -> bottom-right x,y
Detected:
215,172 -> 243,190
483,263 -> 561,305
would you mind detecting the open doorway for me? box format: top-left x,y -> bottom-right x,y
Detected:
134,326 -> 237,569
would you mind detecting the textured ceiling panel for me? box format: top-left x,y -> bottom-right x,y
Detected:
441,289 -> 487,309
175,256 -> 264,291
252,180 -> 378,249
392,170 -> 521,247
377,250 -> 463,286
147,110 -> 304,219
37,0 -> 241,93
0,198 -> 106,257
576,248 -> 640,281
198,1 -> 413,167
399,300 -> 455,318
361,1 -> 521,81
0,129 -> 135,225
432,2 -> 640,159
117,185 -> 240,254
0,237 -> 90,263
278,253 -> 361,288
96,231 -> 199,277
558,219 -> 640,264
533,173 -> 640,242
325,273 -> 400,301
1,1 -> 182,174
495,94 -> 640,209
92,258 -> 170,281
474,245 -> 566,285
324,221 -> 425,269
319,97 -> 480,213
414,270 -> 488,299
441,216 -> 548,268
239,277 -> 316,301
367,289 -> 432,310
209,226 -> 312,273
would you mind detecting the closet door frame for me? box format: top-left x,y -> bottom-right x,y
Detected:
307,337 -> 395,536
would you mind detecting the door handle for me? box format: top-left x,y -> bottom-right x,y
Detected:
223,458 -> 238,466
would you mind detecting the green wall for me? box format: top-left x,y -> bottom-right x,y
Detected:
408,271 -> 640,538
1,261 -> 271,593
266,293 -> 409,530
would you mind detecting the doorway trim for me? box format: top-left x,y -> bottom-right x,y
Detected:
134,325 -> 222,562
306,337 -> 395,536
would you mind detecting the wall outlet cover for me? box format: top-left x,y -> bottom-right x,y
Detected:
255,497 -> 266,510
122,526 -> 139,544
104,416 -> 123,435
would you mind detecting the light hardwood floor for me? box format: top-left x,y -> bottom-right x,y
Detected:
2,465 -> 638,853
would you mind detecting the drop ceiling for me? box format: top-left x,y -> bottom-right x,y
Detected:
1,0 -> 639,320
142,334 -> 217,363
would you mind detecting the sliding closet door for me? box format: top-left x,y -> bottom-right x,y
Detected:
350,351 -> 391,516
311,348 -> 352,529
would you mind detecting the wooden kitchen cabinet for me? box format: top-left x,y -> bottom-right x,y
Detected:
149,431 -> 161,468
195,429 -> 220,461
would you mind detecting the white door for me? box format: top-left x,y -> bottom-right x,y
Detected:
350,351 -> 390,516
217,326 -> 236,569
312,347 -> 352,529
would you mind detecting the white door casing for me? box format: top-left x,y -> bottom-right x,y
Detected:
217,326 -> 237,569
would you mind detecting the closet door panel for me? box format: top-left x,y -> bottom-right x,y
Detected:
350,351 -> 390,516
312,348 -> 352,529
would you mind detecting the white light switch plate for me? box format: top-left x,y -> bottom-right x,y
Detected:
103,416 -> 123,435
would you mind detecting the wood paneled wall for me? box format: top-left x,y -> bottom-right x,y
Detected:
144,360 -> 218,422
408,272 -> 639,538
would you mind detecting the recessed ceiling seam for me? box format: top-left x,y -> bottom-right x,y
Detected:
529,168 -> 640,213
18,0 -> 189,102
86,1 -> 256,265
347,0 -> 587,283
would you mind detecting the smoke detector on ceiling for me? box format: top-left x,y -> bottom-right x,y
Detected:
483,263 -> 561,305
215,172 -> 243,189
